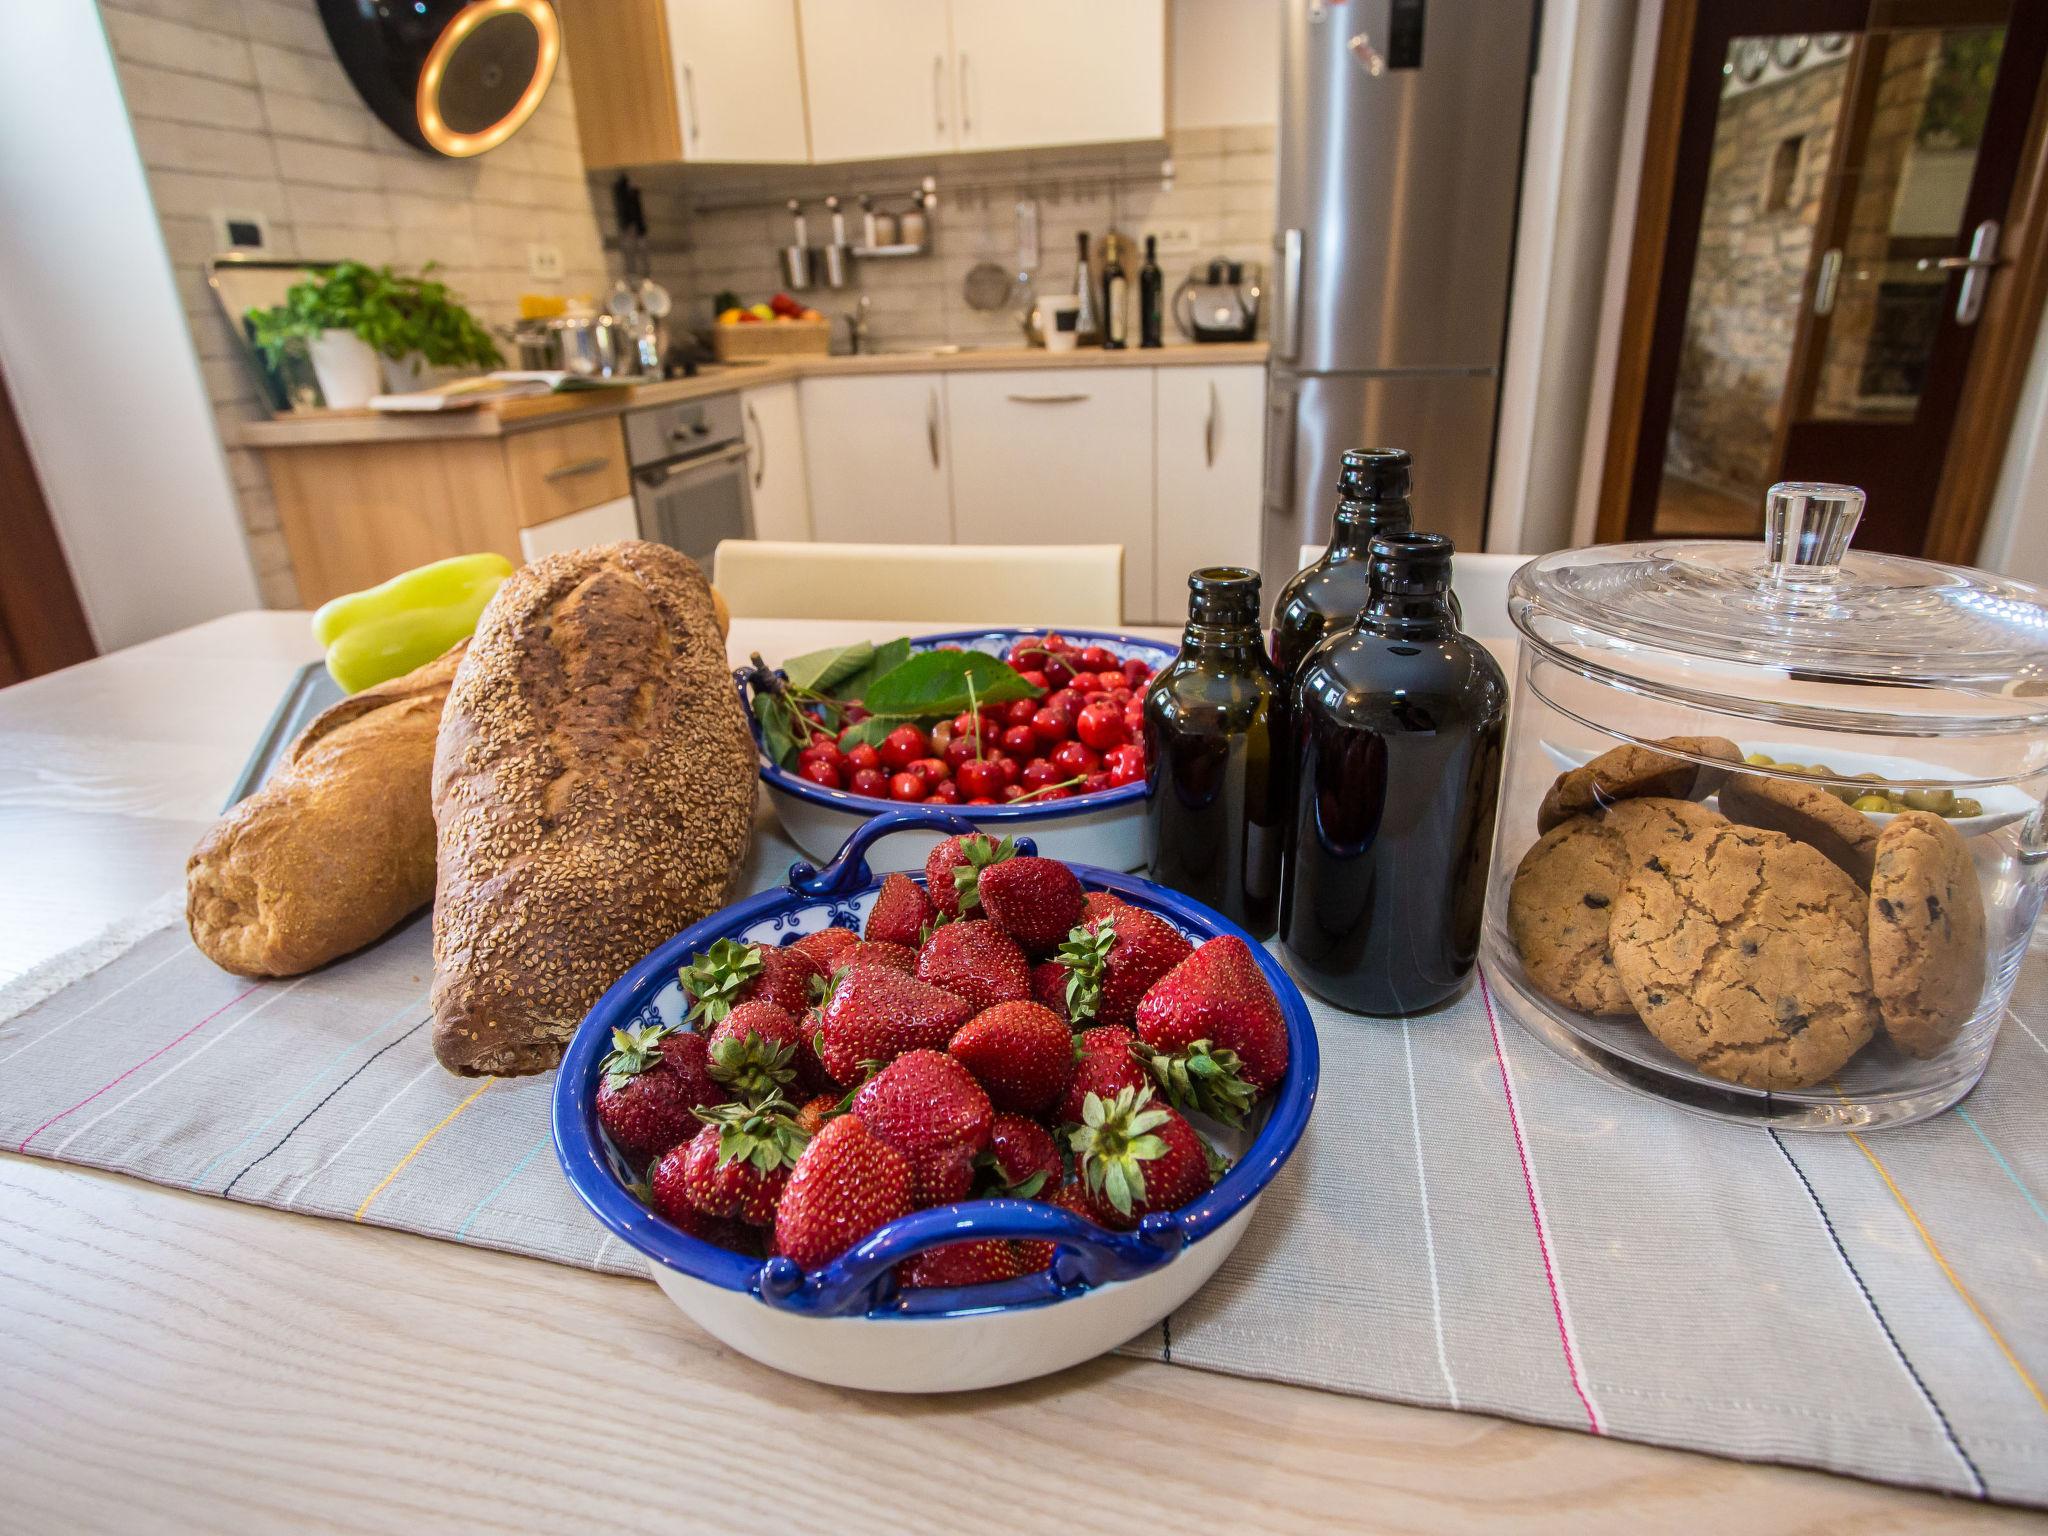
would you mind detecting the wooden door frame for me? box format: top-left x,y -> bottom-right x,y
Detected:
1595,0 -> 2048,560
0,359 -> 96,683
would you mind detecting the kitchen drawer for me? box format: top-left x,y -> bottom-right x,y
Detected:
504,418 -> 631,528
517,495 -> 640,563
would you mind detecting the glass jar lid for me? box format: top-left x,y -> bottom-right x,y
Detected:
1510,483 -> 2048,735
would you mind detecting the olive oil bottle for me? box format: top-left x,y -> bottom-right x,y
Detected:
1279,533 -> 1508,1014
1142,568 -> 1287,937
1270,447 -> 1415,684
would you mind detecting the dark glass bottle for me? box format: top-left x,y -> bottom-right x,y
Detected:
1143,568 -> 1287,937
1280,534 -> 1508,1015
1138,235 -> 1164,348
1270,447 -> 1414,685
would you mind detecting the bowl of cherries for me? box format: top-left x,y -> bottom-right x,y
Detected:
738,627 -> 1175,873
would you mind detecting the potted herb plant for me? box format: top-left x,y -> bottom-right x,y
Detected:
248,261 -> 503,409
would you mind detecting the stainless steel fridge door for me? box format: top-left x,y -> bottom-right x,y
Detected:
1261,368 -> 1500,593
1274,0 -> 1537,373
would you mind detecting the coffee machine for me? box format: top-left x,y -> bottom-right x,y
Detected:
1172,259 -> 1262,343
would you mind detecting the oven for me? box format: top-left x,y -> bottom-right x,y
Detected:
625,392 -> 752,570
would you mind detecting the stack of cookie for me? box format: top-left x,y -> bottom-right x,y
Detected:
1507,736 -> 1986,1091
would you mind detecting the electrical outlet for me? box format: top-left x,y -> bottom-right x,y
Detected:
1150,224 -> 1199,251
527,244 -> 564,280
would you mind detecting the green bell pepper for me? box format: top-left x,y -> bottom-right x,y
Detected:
312,552 -> 514,693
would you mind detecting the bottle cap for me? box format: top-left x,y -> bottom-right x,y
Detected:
1368,532 -> 1453,597
1186,566 -> 1263,625
1338,447 -> 1411,503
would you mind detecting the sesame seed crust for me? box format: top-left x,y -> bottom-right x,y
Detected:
428,541 -> 757,1076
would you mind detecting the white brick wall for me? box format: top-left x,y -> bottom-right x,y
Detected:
98,0 -> 610,607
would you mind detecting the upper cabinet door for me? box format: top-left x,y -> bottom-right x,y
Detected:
664,0 -> 810,163
800,0 -> 956,162
949,0 -> 1165,154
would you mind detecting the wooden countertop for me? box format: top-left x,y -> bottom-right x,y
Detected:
230,342 -> 1271,449
2,610 -> 2036,1534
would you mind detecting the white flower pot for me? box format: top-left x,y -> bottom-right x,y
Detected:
380,350 -> 434,393
307,328 -> 382,409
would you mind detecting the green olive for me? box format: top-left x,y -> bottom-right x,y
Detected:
1953,798 -> 1983,818
1852,794 -> 1893,813
1902,787 -> 1957,814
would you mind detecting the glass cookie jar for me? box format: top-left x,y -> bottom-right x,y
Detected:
1481,483 -> 2048,1129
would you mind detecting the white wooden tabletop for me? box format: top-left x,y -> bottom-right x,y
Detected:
1,611 -> 2033,1533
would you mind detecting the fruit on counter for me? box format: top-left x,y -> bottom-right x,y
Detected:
1060,1023 -> 1151,1123
1053,906 -> 1195,1030
949,1001 -> 1074,1117
704,999 -> 811,1102
716,292 -> 825,325
596,1024 -> 723,1161
676,1100 -> 811,1225
813,962 -> 976,1084
983,1111 -> 1062,1199
977,856 -> 1086,955
1069,1086 -> 1212,1229
773,1114 -> 917,1269
679,937 -> 823,1024
899,1238 -> 1032,1289
1742,754 -> 1983,818
1130,936 -> 1290,1126
850,1049 -> 995,1206
864,871 -> 934,946
914,919 -> 1031,1013
312,551 -> 512,694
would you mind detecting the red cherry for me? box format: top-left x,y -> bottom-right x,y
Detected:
928,780 -> 962,804
929,719 -> 954,748
1077,645 -> 1118,672
967,796 -> 997,806
1020,759 -> 1061,791
1004,698 -> 1038,728
1075,702 -> 1127,751
1042,632 -> 1069,652
879,725 -> 928,770
1046,687 -> 1083,717
1041,659 -> 1075,690
908,756 -> 951,785
1000,784 -> 1025,802
1001,724 -> 1037,756
942,735 -> 979,770
1051,741 -> 1100,777
1105,744 -> 1146,787
844,704 -> 871,723
1032,787 -> 1073,802
1111,687 -> 1132,704
850,766 -> 890,797
1019,669 -> 1048,690
956,760 -> 1002,799
1121,657 -> 1152,686
798,743 -> 835,768
951,711 -> 978,736
888,771 -> 928,802
1084,771 -> 1112,794
799,759 -> 842,790
846,742 -> 881,773
1031,707 -> 1071,746
993,753 -> 1021,785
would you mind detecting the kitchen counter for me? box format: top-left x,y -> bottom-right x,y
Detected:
228,342 -> 1269,449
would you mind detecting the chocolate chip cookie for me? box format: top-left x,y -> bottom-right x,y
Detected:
1610,823 -> 1878,1090
1718,771 -> 1880,886
1538,735 -> 1742,832
1600,796 -> 1727,874
1868,810 -> 1986,1059
1507,817 -> 1634,1016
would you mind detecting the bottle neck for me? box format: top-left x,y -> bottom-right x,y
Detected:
1358,590 -> 1454,636
1329,502 -> 1411,558
1181,618 -> 1266,658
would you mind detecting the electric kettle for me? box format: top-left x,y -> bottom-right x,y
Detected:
1172,259 -> 1262,343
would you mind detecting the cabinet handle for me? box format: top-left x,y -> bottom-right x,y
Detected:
1005,392 -> 1089,404
544,455 -> 611,482
926,387 -> 940,469
745,402 -> 765,488
1204,381 -> 1218,468
958,51 -> 972,137
681,64 -> 700,145
933,55 -> 947,138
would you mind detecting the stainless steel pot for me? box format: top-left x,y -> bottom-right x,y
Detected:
509,314 -> 644,378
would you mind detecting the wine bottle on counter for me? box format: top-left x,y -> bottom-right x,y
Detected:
1279,533 -> 1507,1015
1073,231 -> 1100,346
1142,568 -> 1287,937
1138,235 -> 1164,348
1270,447 -> 1414,686
1101,234 -> 1129,350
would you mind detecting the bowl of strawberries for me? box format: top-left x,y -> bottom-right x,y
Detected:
552,808 -> 1318,1393
738,628 -> 1177,874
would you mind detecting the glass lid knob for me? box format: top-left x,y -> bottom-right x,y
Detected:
1763,481 -> 1863,583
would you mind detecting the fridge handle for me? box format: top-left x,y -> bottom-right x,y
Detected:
1277,228 -> 1303,363
1264,382 -> 1296,516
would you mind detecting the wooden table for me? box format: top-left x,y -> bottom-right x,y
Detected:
2,612 -> 2034,1533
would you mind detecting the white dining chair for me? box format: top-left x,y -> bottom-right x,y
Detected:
713,540 -> 1125,626
1293,543 -> 1526,640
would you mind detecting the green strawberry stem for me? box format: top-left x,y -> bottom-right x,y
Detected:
1056,920 -> 1118,1023
600,1023 -> 672,1089
1068,1085 -> 1173,1217
1132,1037 -> 1256,1128
707,1028 -> 798,1104
678,938 -> 764,1025
953,834 -> 1015,914
694,1097 -> 810,1172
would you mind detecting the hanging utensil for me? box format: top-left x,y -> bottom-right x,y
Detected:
823,194 -> 851,289
781,199 -> 814,291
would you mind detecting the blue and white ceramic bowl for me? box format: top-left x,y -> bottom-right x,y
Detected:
552,809 -> 1319,1393
741,627 -> 1179,874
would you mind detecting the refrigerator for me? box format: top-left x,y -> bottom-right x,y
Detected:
1263,0 -> 1540,592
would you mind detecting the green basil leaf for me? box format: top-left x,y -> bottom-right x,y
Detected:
861,650 -> 1042,718
781,641 -> 873,694
833,636 -> 912,703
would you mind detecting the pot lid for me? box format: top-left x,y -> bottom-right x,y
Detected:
1510,483 -> 2048,732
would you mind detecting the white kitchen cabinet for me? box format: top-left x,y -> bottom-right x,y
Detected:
800,0 -> 955,162
950,0 -> 1165,154
799,373 -> 953,544
517,495 -> 639,563
945,368 -> 1155,622
741,381 -> 810,541
664,0 -> 809,163
1154,364 -> 1266,621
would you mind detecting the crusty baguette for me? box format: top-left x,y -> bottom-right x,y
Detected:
430,541 -> 756,1076
186,644 -> 465,977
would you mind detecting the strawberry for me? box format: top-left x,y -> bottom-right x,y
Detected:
706,1000 -> 811,1102
984,1111 -> 1061,1200
813,964 -> 975,1085
977,856 -> 1085,955
925,833 -> 1015,919
949,1001 -> 1073,1117
678,939 -> 820,1025
1053,908 -> 1193,1030
915,919 -> 1030,1013
1081,890 -> 1128,925
1029,959 -> 1072,1023
899,1238 -> 1030,1289
851,1049 -> 994,1206
1132,936 -> 1289,1125
834,939 -> 916,975
595,1024 -> 719,1161
774,1113 -> 916,1269
1059,1023 -> 1150,1123
864,872 -> 933,946
789,925 -> 861,971
647,1150 -> 752,1249
1020,1177 -> 1103,1271
1068,1085 -> 1212,1230
792,1091 -> 841,1137
677,1100 -> 810,1225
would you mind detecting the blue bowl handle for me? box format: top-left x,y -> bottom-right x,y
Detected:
755,1198 -> 1183,1315
787,808 -> 1038,899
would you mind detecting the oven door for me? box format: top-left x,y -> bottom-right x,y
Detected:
632,442 -> 753,571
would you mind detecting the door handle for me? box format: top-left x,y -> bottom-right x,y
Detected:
1942,219 -> 2002,325
933,55 -> 947,138
681,64 -> 700,146
745,403 -> 764,488
926,386 -> 940,469
1812,247 -> 1841,316
1004,392 -> 1089,404
1204,381 -> 1218,468
1277,228 -> 1303,362
958,52 -> 972,138
544,455 -> 612,482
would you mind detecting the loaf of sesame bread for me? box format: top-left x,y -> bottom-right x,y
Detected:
186,643 -> 464,978
429,541 -> 756,1076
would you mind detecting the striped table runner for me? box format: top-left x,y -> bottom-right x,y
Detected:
2,813 -> 2043,1504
